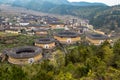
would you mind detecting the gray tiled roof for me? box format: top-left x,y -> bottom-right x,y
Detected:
86,33 -> 109,40
35,38 -> 55,44
55,30 -> 79,38
4,46 -> 42,59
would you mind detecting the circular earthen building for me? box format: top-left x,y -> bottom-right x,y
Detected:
54,30 -> 81,44
4,46 -> 42,65
35,38 -> 56,49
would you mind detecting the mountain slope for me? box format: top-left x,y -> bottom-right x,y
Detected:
39,0 -> 69,4
10,0 -> 108,18
0,0 -> 107,6
71,2 -> 107,6
89,5 -> 120,31
0,0 -> 108,17
10,0 -> 69,6
49,5 -> 109,18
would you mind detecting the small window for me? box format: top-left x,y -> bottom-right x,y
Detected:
99,40 -> 104,44
44,45 -> 49,49
28,58 -> 34,64
67,38 -> 71,43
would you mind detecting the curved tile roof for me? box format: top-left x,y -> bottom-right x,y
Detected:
86,33 -> 109,40
55,30 -> 79,38
35,38 -> 55,44
4,46 -> 42,59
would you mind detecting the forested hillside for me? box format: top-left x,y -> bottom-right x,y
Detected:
0,0 -> 107,18
10,0 -> 108,19
49,5 -> 109,18
89,5 -> 120,31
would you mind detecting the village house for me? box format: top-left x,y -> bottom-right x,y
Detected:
21,17 -> 39,24
93,29 -> 105,35
35,38 -> 56,49
19,21 -> 30,26
5,28 -> 20,34
3,46 -> 43,65
25,24 -> 50,31
54,30 -> 81,44
49,22 -> 65,30
74,26 -> 89,34
86,33 -> 110,45
26,30 -> 34,35
43,16 -> 61,24
0,27 -> 5,31
33,29 -> 48,36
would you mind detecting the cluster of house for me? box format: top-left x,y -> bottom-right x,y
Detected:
1,30 -> 81,65
0,14 -> 114,65
0,14 -> 65,34
1,29 -> 113,65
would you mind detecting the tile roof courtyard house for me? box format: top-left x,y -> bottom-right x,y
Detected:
35,38 -> 56,50
3,46 -> 43,65
54,30 -> 81,44
86,33 -> 111,45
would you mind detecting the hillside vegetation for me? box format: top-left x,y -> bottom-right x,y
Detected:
90,6 -> 120,31
10,0 -> 108,19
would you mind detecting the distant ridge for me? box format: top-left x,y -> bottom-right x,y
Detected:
0,0 -> 109,19
0,0 -> 107,6
0,0 -> 109,18
71,2 -> 107,6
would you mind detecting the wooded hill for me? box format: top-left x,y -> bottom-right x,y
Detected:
89,5 -> 120,31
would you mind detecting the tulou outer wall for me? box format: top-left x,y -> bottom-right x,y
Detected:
54,36 -> 81,44
5,30 -> 19,34
8,54 -> 42,65
35,42 -> 55,49
86,37 -> 111,45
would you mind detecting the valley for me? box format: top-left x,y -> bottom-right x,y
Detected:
0,0 -> 120,80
